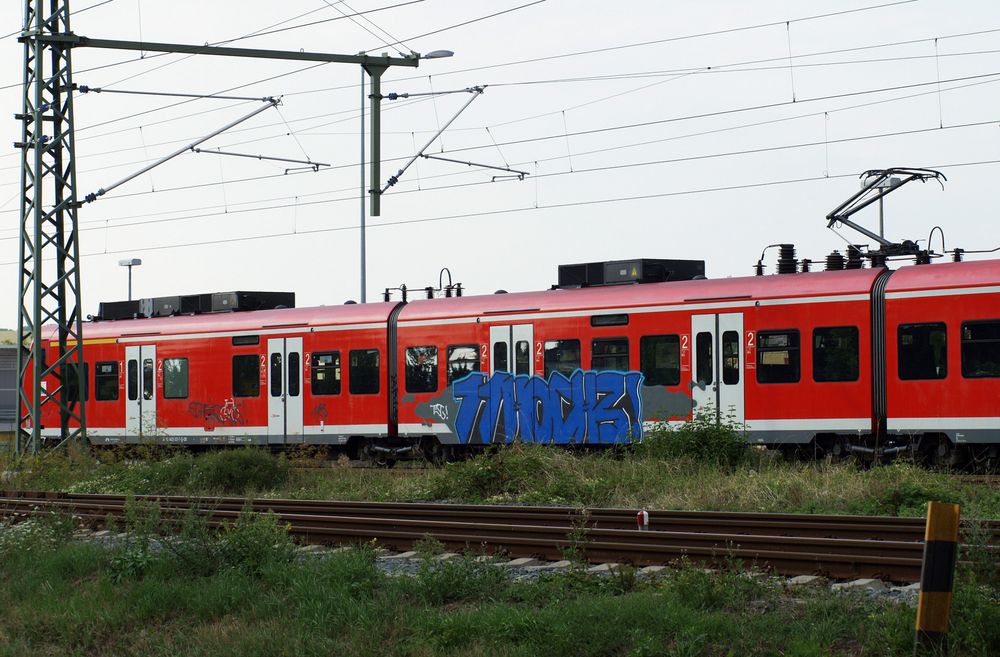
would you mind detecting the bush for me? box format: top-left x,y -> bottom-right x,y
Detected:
635,413 -> 746,467
190,448 -> 289,494
217,504 -> 295,575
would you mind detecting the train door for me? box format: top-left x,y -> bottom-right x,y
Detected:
690,313 -> 745,426
267,337 -> 304,443
124,345 -> 157,439
487,325 -> 533,442
489,325 -> 534,376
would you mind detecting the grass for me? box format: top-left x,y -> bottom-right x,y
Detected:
1,514 -> 998,657
3,443 -> 999,519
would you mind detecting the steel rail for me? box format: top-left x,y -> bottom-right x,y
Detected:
2,491 -> 996,582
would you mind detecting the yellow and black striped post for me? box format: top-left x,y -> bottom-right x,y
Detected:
914,501 -> 961,655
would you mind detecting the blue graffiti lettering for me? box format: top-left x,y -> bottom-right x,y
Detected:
452,369 -> 643,445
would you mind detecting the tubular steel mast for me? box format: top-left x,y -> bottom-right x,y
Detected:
16,0 -> 86,454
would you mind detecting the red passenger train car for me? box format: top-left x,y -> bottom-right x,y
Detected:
32,256 -> 1000,465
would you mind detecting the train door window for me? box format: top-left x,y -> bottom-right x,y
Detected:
722,331 -> 740,385
961,320 -> 1000,378
544,340 -> 581,377
695,332 -> 713,386
232,355 -> 261,397
514,340 -> 531,375
813,327 -> 859,382
640,335 -> 680,386
756,330 -> 800,383
405,346 -> 438,393
349,349 -> 380,394
127,360 -> 138,400
270,353 -> 283,397
141,359 -> 153,400
447,345 -> 479,384
898,323 -> 947,380
591,338 -> 629,371
287,353 -> 300,397
65,362 -> 88,402
96,361 -> 119,401
163,358 -> 189,399
311,352 -> 341,395
493,342 -> 509,373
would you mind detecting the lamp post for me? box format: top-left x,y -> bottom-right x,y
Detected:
359,49 -> 453,303
862,175 -> 902,239
118,258 -> 141,301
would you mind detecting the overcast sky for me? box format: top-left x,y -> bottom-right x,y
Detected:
2,0 -> 1000,328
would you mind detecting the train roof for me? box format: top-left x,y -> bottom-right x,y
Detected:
884,258 -> 1000,294
397,268 -> 882,322
61,301 -> 398,341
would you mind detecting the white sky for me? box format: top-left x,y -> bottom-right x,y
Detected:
2,0 -> 1000,329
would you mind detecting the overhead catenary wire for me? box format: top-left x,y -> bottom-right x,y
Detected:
2,156 -> 996,266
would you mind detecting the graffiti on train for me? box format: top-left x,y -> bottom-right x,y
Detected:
452,370 -> 644,444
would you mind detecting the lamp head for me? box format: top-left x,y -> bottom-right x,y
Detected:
118,258 -> 142,267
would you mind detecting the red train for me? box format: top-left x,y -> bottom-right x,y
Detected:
32,253 -> 1000,466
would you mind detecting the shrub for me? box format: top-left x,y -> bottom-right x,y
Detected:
216,505 -> 295,575
635,413 -> 746,467
404,554 -> 512,605
190,448 -> 289,494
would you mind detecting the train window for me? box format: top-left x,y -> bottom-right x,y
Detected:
232,335 -> 259,346
591,314 -> 629,327
544,339 -> 581,377
722,331 -> 740,385
898,323 -> 947,380
515,340 -> 531,375
163,358 -> 189,399
640,335 -> 680,386
127,360 -> 138,400
95,361 -> 118,401
493,342 -> 509,373
232,355 -> 261,397
962,320 -> 1000,378
65,362 -> 88,403
270,353 -> 283,397
142,359 -> 154,400
592,338 -> 629,371
405,346 -> 438,393
695,332 -> 713,386
813,327 -> 859,382
349,349 -> 380,395
311,351 -> 341,395
287,353 -> 300,397
756,330 -> 800,383
447,345 -> 479,384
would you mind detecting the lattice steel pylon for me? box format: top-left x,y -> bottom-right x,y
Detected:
15,0 -> 87,454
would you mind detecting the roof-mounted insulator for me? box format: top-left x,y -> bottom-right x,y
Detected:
952,248 -> 964,263
846,245 -> 864,269
825,250 -> 845,271
800,259 -> 811,273
915,252 -> 932,265
870,253 -> 888,269
776,244 -> 797,274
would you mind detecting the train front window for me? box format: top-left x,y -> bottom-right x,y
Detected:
899,323 -> 947,380
163,358 -> 189,399
814,327 -> 859,382
695,332 -> 713,386
591,338 -> 629,371
756,330 -> 800,383
349,349 -> 380,395
96,361 -> 118,401
405,346 -> 438,394
447,345 -> 479,384
961,320 -> 1000,378
640,335 -> 680,386
311,352 -> 341,395
544,340 -> 581,377
232,355 -> 261,397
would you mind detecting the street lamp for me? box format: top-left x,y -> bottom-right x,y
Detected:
118,258 -> 141,301
359,49 -> 453,303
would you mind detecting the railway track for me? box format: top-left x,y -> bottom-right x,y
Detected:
2,491 -> 997,583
